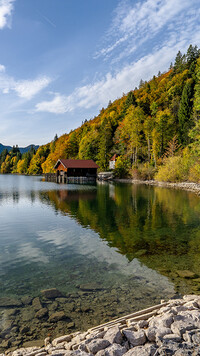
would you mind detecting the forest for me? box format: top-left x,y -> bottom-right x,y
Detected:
0,44 -> 200,182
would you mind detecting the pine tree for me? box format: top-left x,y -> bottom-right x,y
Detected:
174,51 -> 186,73
178,79 -> 195,145
186,44 -> 199,66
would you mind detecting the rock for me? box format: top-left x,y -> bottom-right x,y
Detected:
161,333 -> 182,343
20,325 -> 30,334
35,308 -> 48,319
184,301 -> 199,309
65,351 -> 91,356
0,319 -> 14,337
41,289 -> 63,299
3,308 -> 18,317
47,301 -> 58,312
149,313 -> 174,328
123,329 -> 146,346
86,338 -> 111,354
49,311 -> 66,322
44,337 -> 51,347
145,326 -> 157,342
136,320 -> 148,329
191,329 -> 200,344
174,350 -> 195,356
171,319 -> 196,336
155,327 -> 172,340
103,327 -> 123,344
96,343 -> 127,356
0,297 -> 22,307
32,297 -> 42,311
123,343 -> 157,355
52,334 -> 73,346
21,306 -> 35,322
176,270 -> 197,279
79,283 -> 103,291
68,322 -> 75,328
156,342 -> 180,355
51,350 -> 66,356
21,296 -> 33,305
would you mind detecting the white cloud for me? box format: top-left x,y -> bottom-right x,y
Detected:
34,0 -> 200,116
0,65 -> 52,99
35,93 -> 72,114
0,0 -> 15,29
35,31 -> 200,115
0,64 -> 5,72
14,76 -> 52,100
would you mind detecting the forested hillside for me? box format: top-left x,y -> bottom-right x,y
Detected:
1,45 -> 200,182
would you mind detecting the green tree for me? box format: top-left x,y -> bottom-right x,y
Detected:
97,118 -> 113,170
178,79 -> 195,145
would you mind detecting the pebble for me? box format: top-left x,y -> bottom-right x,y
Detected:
5,295 -> 200,355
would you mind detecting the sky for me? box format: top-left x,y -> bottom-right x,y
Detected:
0,0 -> 200,147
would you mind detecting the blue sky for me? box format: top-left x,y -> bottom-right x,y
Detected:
0,0 -> 200,146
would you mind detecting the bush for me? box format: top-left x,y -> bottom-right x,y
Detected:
138,163 -> 157,180
155,155 -> 189,182
188,162 -> 200,183
114,156 -> 130,178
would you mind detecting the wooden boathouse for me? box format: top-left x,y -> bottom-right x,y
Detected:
45,158 -> 99,184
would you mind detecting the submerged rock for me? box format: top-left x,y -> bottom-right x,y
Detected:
79,284 -> 103,291
176,270 -> 198,279
0,297 -> 22,308
49,311 -> 67,323
35,308 -> 48,319
41,289 -> 63,299
32,297 -> 42,311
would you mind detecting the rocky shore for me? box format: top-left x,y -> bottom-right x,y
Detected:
5,295 -> 200,356
114,179 -> 200,195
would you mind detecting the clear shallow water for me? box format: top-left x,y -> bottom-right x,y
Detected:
0,175 -> 200,350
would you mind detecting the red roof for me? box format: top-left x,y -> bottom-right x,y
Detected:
54,159 -> 99,169
110,154 -> 117,161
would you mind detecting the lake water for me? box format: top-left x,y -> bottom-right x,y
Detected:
0,174 -> 200,350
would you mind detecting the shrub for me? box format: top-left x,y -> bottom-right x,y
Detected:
155,155 -> 188,182
138,163 -> 157,180
188,162 -> 200,183
114,156 -> 130,178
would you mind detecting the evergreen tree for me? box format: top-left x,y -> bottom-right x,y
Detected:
97,118 -> 113,170
123,91 -> 137,113
174,51 -> 186,73
186,44 -> 199,66
178,79 -> 195,145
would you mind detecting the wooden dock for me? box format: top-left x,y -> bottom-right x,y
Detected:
44,173 -> 96,184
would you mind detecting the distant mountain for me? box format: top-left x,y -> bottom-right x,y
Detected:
0,143 -> 39,154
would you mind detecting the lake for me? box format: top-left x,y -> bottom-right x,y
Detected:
0,174 -> 200,350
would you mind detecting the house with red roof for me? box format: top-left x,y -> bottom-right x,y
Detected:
54,158 -> 99,183
109,154 -> 117,170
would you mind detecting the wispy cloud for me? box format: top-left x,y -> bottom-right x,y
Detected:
14,77 -> 52,100
0,65 -> 52,100
36,93 -> 72,114
94,0 -> 199,62
35,29 -> 200,115
35,0 -> 200,116
0,0 -> 15,29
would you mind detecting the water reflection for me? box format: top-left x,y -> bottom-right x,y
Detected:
39,182 -> 200,294
0,175 -> 200,350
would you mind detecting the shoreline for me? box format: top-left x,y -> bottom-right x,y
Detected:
6,294 -> 200,355
113,179 -> 200,195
